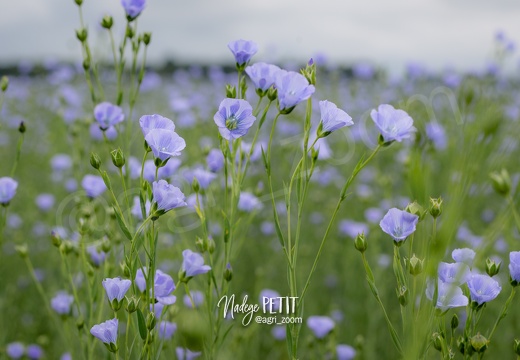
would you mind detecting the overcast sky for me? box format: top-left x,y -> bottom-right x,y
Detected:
1,0 -> 519,74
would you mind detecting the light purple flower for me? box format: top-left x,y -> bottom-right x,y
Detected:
426,279 -> 469,311
139,114 -> 175,138
26,345 -> 43,360
90,123 -> 117,141
6,342 -> 24,359
121,0 -> 146,19
81,175 -> 106,198
102,278 -> 131,304
182,249 -> 211,277
337,344 -> 356,360
152,180 -> 186,213
206,149 -> 224,173
158,321 -> 177,340
213,98 -> 256,141
0,177 -> 18,205
183,290 -> 204,308
135,268 -> 147,293
509,251 -> 520,283
271,325 -> 286,341
154,270 -> 177,305
193,168 -> 217,189
318,100 -> 353,136
238,192 -> 263,212
87,245 -> 106,267
175,347 -> 201,360
438,262 -> 471,285
275,71 -> 315,111
426,122 -> 447,150
379,208 -> 419,242
467,274 -> 501,305
131,196 -> 151,220
90,318 -> 118,345
51,154 -> 72,172
145,129 -> 186,161
227,39 -> 258,66
371,104 -> 415,143
452,248 -> 476,267
307,316 -> 335,339
51,291 -> 74,315
338,219 -> 369,239
94,102 -> 124,130
245,62 -> 281,92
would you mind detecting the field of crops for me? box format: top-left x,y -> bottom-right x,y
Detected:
1,1 -> 520,360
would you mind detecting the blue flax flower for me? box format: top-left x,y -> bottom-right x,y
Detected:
51,291 -> 74,315
90,318 -> 119,352
426,279 -> 468,311
0,177 -> 18,205
145,129 -> 186,162
102,278 -> 131,310
452,248 -> 476,267
213,98 -> 256,141
245,62 -> 281,92
467,273 -> 501,306
318,100 -> 353,137
509,251 -> 520,284
81,175 -> 106,198
275,71 -> 315,113
94,102 -> 124,130
379,208 -> 419,242
438,262 -> 471,285
182,249 -> 211,278
227,39 -> 258,66
307,316 -> 335,339
121,0 -> 146,19
151,180 -> 186,217
371,104 -> 415,143
139,114 -> 175,137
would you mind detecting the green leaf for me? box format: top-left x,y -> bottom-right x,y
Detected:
113,206 -> 132,240
136,308 -> 147,340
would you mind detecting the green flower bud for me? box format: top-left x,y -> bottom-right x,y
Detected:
514,339 -> 520,356
429,197 -> 443,218
407,254 -> 424,276
192,177 -> 200,193
143,32 -> 151,45
397,285 -> 408,306
470,333 -> 488,353
354,232 -> 367,253
485,258 -> 501,277
18,121 -> 26,134
76,316 -> 85,330
432,332 -> 443,352
267,87 -> 277,102
457,336 -> 467,355
126,296 -> 139,313
90,153 -> 101,170
207,237 -> 215,254
76,28 -> 88,42
1,76 -> 8,92
489,169 -> 511,196
226,84 -> 236,98
405,201 -> 426,221
300,58 -> 316,86
146,312 -> 156,330
51,231 -> 62,248
74,0 -> 83,5
15,244 -> 28,258
83,58 -> 90,71
126,25 -> 134,39
101,15 -> 113,29
110,148 -> 125,168
224,263 -> 233,282
451,314 -> 459,330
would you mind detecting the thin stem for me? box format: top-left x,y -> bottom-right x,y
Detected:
488,287 -> 516,341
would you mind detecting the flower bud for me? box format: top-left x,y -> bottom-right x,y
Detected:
354,232 -> 367,253
207,237 -> 215,254
1,76 -> 9,92
457,336 -> 467,355
15,244 -> 28,258
514,339 -> 520,356
126,25 -> 134,39
432,332 -> 443,352
195,237 -> 205,252
267,87 -> 277,102
143,32 -> 151,45
451,314 -> 459,330
76,28 -> 88,42
101,16 -> 113,29
90,152 -> 101,170
83,58 -> 90,71
405,201 -> 426,221
192,178 -> 200,193
470,333 -> 488,353
51,231 -> 62,248
111,148 -> 125,168
18,121 -> 26,134
224,263 -> 233,282
126,296 -> 139,313
429,197 -> 443,218
147,312 -> 156,330
489,169 -> 511,196
76,316 -> 85,330
226,84 -> 236,99
300,58 -> 316,86
485,258 -> 501,277
407,254 -> 424,276
397,286 -> 408,306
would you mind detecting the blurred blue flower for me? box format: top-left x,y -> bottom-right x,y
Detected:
154,269 -> 177,305
183,290 -> 204,308
35,193 -> 55,212
452,248 -> 476,267
158,321 -> 177,340
338,219 -> 369,239
213,98 -> 256,141
337,344 -> 356,360
275,71 -> 315,112
307,316 -> 335,339
318,100 -> 353,136
0,177 -> 18,205
26,344 -> 43,360
192,168 -> 217,189
425,122 -> 447,150
145,129 -> 186,161
238,192 -> 263,212
50,154 -> 72,172
206,148 -> 224,173
379,208 -> 419,242
426,279 -> 468,311
227,39 -> 258,66
90,318 -> 118,346
94,102 -> 124,130
81,175 -> 106,198
87,245 -> 106,267
271,325 -> 286,341
121,0 -> 146,19
438,262 -> 471,285
6,342 -> 24,359
371,104 -> 415,143
245,62 -> 281,92
175,347 -> 201,360
467,273 -> 501,305
509,251 -> 520,283
51,291 -> 74,315
182,249 -> 211,277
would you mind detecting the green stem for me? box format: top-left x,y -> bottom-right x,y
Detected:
487,287 -> 516,341
10,132 -> 24,177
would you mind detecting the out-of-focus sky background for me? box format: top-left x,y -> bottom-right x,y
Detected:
1,0 -> 519,74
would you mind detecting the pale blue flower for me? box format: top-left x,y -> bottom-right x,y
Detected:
371,104 -> 415,143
